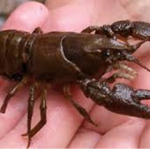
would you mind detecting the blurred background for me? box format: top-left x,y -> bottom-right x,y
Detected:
0,0 -> 45,27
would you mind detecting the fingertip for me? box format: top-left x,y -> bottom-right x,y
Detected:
2,1 -> 49,32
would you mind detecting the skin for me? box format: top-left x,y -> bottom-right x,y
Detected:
0,0 -> 150,148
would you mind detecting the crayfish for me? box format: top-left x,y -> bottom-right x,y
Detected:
0,20 -> 150,147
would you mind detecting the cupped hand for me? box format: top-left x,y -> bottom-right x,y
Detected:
0,0 -> 150,148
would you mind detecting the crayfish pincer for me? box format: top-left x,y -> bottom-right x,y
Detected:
82,20 -> 150,42
0,21 -> 150,147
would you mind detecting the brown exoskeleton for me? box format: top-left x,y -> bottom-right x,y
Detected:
80,20 -> 150,118
1,20 -> 150,148
82,20 -> 150,42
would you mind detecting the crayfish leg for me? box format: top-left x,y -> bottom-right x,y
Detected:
81,26 -> 100,33
22,82 -> 47,143
63,85 -> 97,126
81,25 -> 116,39
22,84 -> 36,148
27,85 -> 35,147
0,77 -> 27,113
32,27 -> 43,34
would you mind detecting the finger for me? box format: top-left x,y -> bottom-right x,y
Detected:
43,0 -> 96,32
120,0 -> 150,20
95,118 -> 145,148
2,1 -> 49,31
0,1 -> 49,140
45,0 -> 77,9
139,121 -> 150,148
68,128 -> 101,148
42,0 -> 132,35
67,105 -> 128,148
82,105 -> 129,134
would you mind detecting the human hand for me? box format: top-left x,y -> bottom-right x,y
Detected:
0,0 -> 150,148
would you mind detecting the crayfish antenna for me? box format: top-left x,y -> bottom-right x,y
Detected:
125,54 -> 150,72
129,39 -> 148,53
132,59 -> 150,73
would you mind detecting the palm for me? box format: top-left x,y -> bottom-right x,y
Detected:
0,0 -> 150,148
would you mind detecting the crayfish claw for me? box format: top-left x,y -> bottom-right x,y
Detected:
80,79 -> 150,119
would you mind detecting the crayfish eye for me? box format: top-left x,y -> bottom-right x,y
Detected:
116,51 -> 122,57
103,50 -> 111,57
